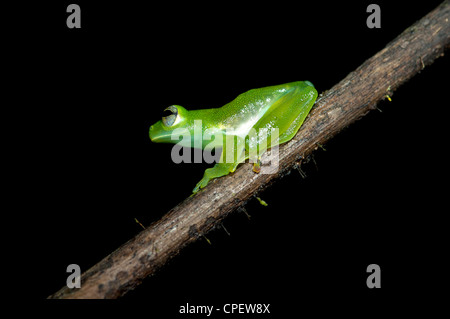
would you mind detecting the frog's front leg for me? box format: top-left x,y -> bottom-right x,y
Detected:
193,162 -> 239,193
193,135 -> 245,193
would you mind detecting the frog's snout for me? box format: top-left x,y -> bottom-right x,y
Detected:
149,122 -> 169,143
149,125 -> 156,142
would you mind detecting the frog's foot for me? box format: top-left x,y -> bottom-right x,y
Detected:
193,177 -> 210,194
192,166 -> 221,194
192,163 -> 239,194
252,157 -> 261,173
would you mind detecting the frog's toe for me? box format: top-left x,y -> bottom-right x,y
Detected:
193,181 -> 203,194
252,157 -> 261,173
192,184 -> 200,194
200,179 -> 209,189
192,178 -> 209,194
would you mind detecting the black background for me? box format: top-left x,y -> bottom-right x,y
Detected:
19,0 -> 448,315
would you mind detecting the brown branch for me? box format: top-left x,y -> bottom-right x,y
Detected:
49,1 -> 450,299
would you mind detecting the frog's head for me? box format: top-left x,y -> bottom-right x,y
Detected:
149,105 -> 189,143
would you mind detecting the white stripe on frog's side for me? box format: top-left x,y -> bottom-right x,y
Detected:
222,87 -> 291,140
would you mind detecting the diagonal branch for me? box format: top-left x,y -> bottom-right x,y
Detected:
49,1 -> 450,299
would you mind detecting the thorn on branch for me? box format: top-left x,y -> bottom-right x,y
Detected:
255,196 -> 268,207
220,223 -> 231,236
295,162 -> 307,179
202,235 -> 212,245
316,143 -> 327,152
239,207 -> 251,220
134,218 -> 146,230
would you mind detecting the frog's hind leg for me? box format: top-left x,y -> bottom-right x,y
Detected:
245,82 -> 317,172
277,105 -> 312,144
253,83 -> 315,141
275,88 -> 317,144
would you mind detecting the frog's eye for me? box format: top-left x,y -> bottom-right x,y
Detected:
162,105 -> 178,127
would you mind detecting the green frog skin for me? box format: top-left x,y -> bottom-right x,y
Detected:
149,81 -> 318,193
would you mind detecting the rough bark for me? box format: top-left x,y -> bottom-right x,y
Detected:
49,1 -> 450,299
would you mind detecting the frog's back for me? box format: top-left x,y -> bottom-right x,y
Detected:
213,82 -> 308,137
